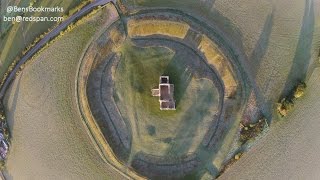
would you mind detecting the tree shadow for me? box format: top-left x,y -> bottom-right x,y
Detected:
251,8 -> 275,77
281,0 -> 315,99
246,8 -> 275,121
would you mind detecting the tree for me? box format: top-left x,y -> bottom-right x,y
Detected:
293,82 -> 306,99
277,98 -> 294,117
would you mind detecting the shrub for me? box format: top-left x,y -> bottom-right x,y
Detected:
239,119 -> 267,144
293,82 -> 306,98
277,81 -> 306,117
234,152 -> 243,160
277,98 -> 294,117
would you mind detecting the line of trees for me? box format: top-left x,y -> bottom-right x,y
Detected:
277,82 -> 307,117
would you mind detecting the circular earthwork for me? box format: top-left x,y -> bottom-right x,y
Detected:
77,11 -> 247,179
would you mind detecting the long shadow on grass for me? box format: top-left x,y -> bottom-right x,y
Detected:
162,51 -> 193,107
280,0 -> 315,99
247,8 -> 275,120
251,9 -> 274,78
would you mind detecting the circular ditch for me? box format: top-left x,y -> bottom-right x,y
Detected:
77,11 -> 247,179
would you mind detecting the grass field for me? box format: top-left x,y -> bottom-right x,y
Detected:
114,40 -> 219,157
0,0 -> 82,79
220,67 -> 320,180
2,4 -> 125,179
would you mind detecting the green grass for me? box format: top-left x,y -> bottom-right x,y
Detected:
114,40 -> 220,156
117,41 -> 175,116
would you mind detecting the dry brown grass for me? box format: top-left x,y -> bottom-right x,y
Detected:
127,19 -> 190,39
109,26 -> 126,51
198,35 -> 238,97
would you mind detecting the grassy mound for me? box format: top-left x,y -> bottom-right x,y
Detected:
114,40 -> 219,157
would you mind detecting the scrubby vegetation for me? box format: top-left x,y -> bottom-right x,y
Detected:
217,118 -> 268,177
0,102 -> 10,168
239,118 -> 268,144
277,82 -> 307,117
293,82 -> 307,98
